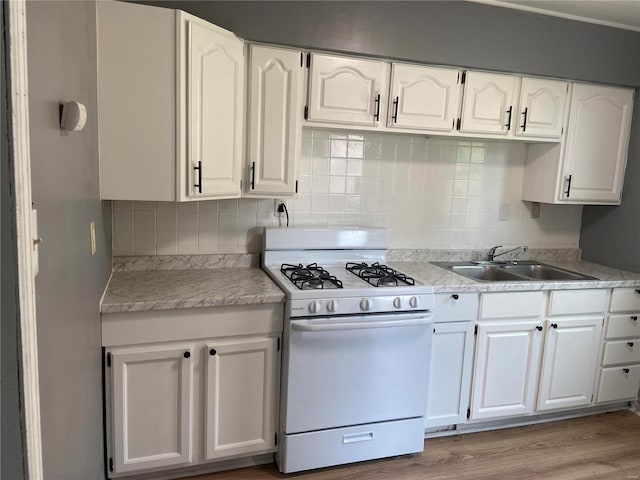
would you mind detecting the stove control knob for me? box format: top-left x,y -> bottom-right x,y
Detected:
409,296 -> 418,308
327,300 -> 338,313
309,301 -> 321,314
360,298 -> 371,311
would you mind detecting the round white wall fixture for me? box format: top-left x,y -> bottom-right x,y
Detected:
60,101 -> 87,131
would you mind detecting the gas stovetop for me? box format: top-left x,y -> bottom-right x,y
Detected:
262,227 -> 434,317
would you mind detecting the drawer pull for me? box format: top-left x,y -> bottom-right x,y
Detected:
623,368 -> 630,374
536,325 -> 543,331
635,289 -> 640,294
551,323 -> 558,329
343,432 -> 374,444
631,316 -> 638,321
628,342 -> 635,347
452,294 -> 459,300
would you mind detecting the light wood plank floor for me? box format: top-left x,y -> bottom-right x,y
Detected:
191,411 -> 640,480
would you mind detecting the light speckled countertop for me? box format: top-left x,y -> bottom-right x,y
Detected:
389,259 -> 640,293
101,268 -> 285,313
101,255 -> 640,313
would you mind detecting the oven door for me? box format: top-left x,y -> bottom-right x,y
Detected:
284,312 -> 433,434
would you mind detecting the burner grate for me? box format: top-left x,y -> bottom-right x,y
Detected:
345,262 -> 416,287
280,263 -> 344,290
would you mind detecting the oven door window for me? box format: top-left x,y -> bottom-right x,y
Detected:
285,313 -> 433,434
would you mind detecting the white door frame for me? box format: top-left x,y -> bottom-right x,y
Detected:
7,0 -> 44,478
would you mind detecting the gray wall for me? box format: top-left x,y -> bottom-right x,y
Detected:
26,1 -> 111,479
1,2 -> 27,478
138,0 -> 640,272
580,100 -> 640,273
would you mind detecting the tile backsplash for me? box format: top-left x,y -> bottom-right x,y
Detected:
112,129 -> 582,256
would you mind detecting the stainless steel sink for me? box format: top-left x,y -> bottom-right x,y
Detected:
501,264 -> 596,281
449,265 -> 529,282
433,261 -> 598,282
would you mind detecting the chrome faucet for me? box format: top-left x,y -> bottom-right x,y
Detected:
487,245 -> 528,261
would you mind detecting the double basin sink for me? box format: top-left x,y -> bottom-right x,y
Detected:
432,261 -> 598,283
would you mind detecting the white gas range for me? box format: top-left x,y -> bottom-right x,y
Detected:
262,227 -> 434,473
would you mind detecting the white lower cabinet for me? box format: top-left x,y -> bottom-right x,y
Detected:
469,290 -> 610,422
469,319 -> 544,420
597,287 -> 640,404
109,344 -> 194,474
106,334 -> 280,477
205,337 -> 278,460
537,317 -> 602,411
426,321 -> 475,428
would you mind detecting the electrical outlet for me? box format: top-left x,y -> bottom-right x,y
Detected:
274,199 -> 286,217
531,202 -> 541,219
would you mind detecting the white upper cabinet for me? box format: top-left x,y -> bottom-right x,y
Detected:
183,13 -> 244,199
459,71 -> 519,135
523,83 -> 634,205
97,2 -> 244,201
307,53 -> 390,126
387,64 -> 461,132
561,84 -> 634,203
516,78 -> 569,138
245,45 -> 303,197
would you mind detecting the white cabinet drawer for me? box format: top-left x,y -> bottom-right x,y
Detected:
280,417 -> 424,473
597,365 -> 640,403
610,288 -> 640,313
480,291 -> 543,319
548,289 -> 608,316
434,293 -> 478,323
602,340 -> 640,366
606,314 -> 640,339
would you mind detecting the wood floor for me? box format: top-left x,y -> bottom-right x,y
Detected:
191,411 -> 640,480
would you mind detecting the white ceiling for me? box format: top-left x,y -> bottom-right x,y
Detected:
470,0 -> 640,32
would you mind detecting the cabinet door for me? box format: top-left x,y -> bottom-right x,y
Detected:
469,320 -> 543,420
561,84 -> 634,203
516,78 -> 568,138
460,71 -> 519,135
537,317 -> 602,411
388,64 -> 461,132
186,18 -> 244,198
109,345 -> 193,474
246,45 -> 303,196
426,321 -> 475,428
307,54 -> 389,126
205,337 -> 278,460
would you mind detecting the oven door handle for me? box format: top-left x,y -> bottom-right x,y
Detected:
291,317 -> 432,332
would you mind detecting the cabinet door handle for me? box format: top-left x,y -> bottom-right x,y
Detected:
623,368 -> 630,374
505,106 -> 513,131
250,161 -> 256,190
536,325 -> 543,331
627,342 -> 635,347
635,289 -> 640,294
452,294 -> 459,300
564,174 -> 572,198
193,161 -> 202,194
183,351 -> 191,359
521,107 -> 528,132
392,96 -> 399,123
551,323 -> 558,329
209,348 -> 217,356
631,316 -> 638,321
374,94 -> 381,122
